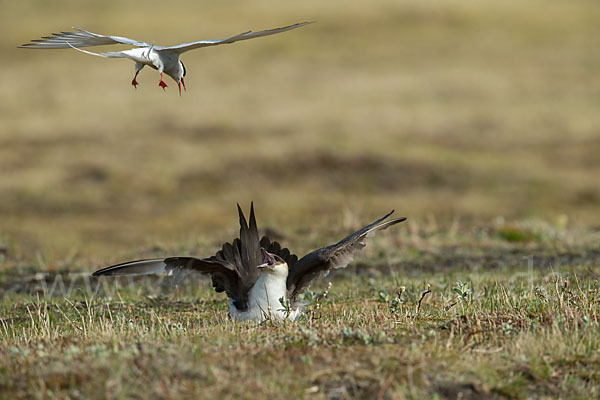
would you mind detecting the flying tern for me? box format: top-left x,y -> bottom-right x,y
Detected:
20,22 -> 311,95
92,204 -> 406,321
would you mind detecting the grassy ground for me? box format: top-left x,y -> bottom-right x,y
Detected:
1,0 -> 599,398
1,224 -> 599,399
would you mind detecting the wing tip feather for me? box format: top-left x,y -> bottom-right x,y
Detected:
237,203 -> 248,230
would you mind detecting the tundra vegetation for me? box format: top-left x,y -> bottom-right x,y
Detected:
1,0 -> 599,398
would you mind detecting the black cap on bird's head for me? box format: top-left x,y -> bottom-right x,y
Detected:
181,61 -> 186,77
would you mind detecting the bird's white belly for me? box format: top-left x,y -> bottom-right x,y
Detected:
228,274 -> 300,321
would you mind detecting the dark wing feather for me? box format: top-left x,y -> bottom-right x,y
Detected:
91,259 -> 169,276
238,203 -> 262,278
92,203 -> 267,311
206,203 -> 262,308
92,257 -> 234,276
286,211 -> 406,304
92,256 -> 245,306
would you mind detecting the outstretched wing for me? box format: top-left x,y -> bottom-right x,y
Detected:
156,22 -> 312,54
91,257 -> 233,277
286,211 -> 406,304
19,28 -> 149,49
92,256 -> 240,298
91,203 -> 265,311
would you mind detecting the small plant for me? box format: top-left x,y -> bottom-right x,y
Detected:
453,281 -> 471,303
534,286 -> 547,303
389,286 -> 406,313
341,327 -> 389,345
502,321 -> 514,335
305,282 -> 332,320
451,281 -> 473,315
278,297 -> 292,319
497,224 -> 541,243
378,290 -> 391,303
297,289 -> 315,303
341,327 -> 373,345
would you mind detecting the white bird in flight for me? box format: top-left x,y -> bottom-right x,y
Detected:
92,204 -> 406,321
20,22 -> 311,95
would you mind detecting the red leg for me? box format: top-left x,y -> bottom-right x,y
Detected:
131,71 -> 139,88
177,77 -> 187,96
158,72 -> 168,90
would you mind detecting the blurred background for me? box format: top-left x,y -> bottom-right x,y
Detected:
0,0 -> 598,266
